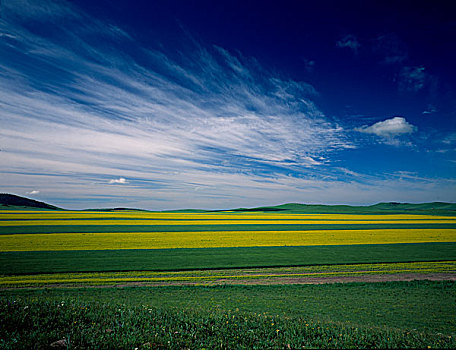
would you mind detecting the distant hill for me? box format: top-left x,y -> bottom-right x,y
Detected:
0,193 -> 455,215
225,202 -> 456,215
0,193 -> 61,210
83,208 -> 150,212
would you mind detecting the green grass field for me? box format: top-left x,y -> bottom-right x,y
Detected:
1,243 -> 455,274
0,281 -> 455,349
1,207 -> 455,348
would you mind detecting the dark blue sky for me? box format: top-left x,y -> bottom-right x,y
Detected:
0,0 -> 455,209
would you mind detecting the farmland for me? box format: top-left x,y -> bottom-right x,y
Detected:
1,205 -> 455,348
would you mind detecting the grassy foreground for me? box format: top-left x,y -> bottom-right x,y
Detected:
1,281 -> 455,349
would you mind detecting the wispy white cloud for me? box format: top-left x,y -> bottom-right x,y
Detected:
373,34 -> 408,65
336,34 -> 360,53
398,66 -> 426,92
0,0 -> 357,208
422,104 -> 437,115
301,58 -> 316,73
442,133 -> 456,145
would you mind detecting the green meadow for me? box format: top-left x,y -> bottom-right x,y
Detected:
1,282 -> 455,349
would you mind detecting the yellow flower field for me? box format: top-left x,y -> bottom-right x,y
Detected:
1,228 -> 455,251
1,211 -> 455,221
2,218 -> 455,226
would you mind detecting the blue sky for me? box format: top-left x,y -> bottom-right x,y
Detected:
0,0 -> 455,209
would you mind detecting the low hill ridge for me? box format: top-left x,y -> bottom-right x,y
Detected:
227,202 -> 456,214
0,193 -> 61,210
0,193 -> 455,214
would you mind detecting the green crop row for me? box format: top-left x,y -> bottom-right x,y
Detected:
2,223 -> 455,234
1,242 -> 455,275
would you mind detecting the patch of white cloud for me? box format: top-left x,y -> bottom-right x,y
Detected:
384,55 -> 407,64
26,190 -> 40,195
109,178 -> 127,184
422,104 -> 437,115
336,34 -> 360,53
398,66 -> 426,92
442,133 -> 456,145
373,34 -> 408,65
356,117 -> 417,141
301,58 -> 316,73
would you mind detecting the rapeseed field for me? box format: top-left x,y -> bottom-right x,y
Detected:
2,210 -> 455,221
2,218 -> 456,226
1,228 -> 455,251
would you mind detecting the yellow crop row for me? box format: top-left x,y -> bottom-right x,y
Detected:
1,211 -> 454,221
0,229 -> 454,251
2,219 -> 455,226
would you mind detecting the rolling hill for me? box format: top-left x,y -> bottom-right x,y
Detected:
0,193 -> 61,210
225,202 -> 456,215
1,193 -> 455,214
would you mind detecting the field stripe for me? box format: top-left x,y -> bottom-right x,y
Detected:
2,219 -> 455,226
2,212 -> 455,221
1,229 -> 455,251
1,243 -> 455,274
2,223 -> 456,235
2,260 -> 455,286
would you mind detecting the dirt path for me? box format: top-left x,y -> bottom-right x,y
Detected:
2,272 -> 455,290
114,272 -> 456,287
